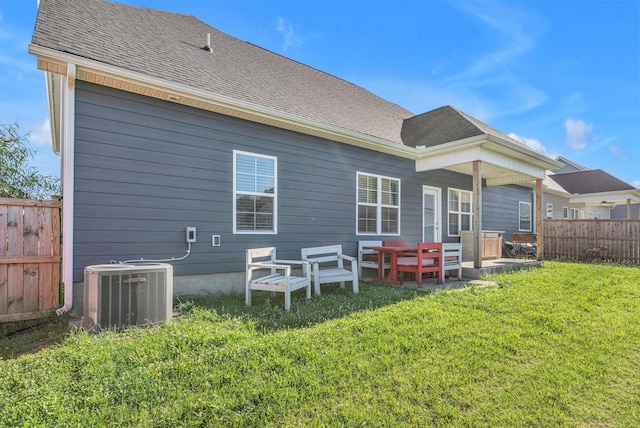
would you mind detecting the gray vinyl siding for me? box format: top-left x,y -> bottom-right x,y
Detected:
611,204 -> 639,219
482,184 -> 534,241
72,82 -> 470,281
542,193 -> 570,219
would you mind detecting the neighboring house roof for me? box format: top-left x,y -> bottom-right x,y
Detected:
553,156 -> 589,173
547,168 -> 640,211
31,0 -> 413,145
549,170 -> 636,194
402,105 -> 525,149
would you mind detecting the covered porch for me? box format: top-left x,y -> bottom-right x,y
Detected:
570,190 -> 640,219
404,106 -> 562,268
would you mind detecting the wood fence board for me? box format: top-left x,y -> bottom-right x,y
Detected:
0,197 -> 60,208
23,206 -> 39,312
0,309 -> 57,323
7,205 -> 23,314
39,205 -> 51,311
0,204 -> 7,315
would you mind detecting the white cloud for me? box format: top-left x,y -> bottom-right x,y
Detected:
508,132 -> 552,157
437,1 -> 548,119
632,180 -> 640,189
276,17 -> 303,52
26,118 -> 51,147
608,145 -> 628,161
564,118 -> 593,150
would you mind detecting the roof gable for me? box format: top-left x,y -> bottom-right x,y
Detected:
401,105 -> 525,149
553,156 -> 589,174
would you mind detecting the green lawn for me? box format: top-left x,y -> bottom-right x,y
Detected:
1,261 -> 639,426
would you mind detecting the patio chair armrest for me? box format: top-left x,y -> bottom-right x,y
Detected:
338,254 -> 358,273
274,259 -> 310,267
338,254 -> 356,262
248,262 -> 291,275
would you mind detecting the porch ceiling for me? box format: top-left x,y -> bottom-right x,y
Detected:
414,135 -> 562,186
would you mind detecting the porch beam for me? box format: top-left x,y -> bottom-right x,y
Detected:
473,160 -> 483,268
485,173 -> 537,187
536,179 -> 544,261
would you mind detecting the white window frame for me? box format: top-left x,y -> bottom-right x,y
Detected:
519,201 -> 532,231
571,208 -> 579,219
233,150 -> 277,234
563,206 -> 569,219
546,203 -> 553,219
448,187 -> 473,237
356,172 -> 400,236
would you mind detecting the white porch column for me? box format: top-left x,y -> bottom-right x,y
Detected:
628,198 -> 632,219
536,179 -> 543,261
473,160 -> 482,268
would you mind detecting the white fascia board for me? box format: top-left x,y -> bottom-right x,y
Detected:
483,135 -> 563,171
415,138 -> 548,181
485,173 -> 541,187
29,44 -> 416,159
509,180 -> 572,198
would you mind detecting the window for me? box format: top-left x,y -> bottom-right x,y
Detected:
519,202 -> 532,231
588,210 -> 593,219
563,206 -> 569,219
357,172 -> 400,235
448,188 -> 472,236
546,203 -> 553,219
233,151 -> 277,233
571,208 -> 579,219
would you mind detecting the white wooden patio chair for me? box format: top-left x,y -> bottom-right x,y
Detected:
358,240 -> 390,279
442,243 -> 462,279
246,247 -> 311,311
301,245 -> 358,295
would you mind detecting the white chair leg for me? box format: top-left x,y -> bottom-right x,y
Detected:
284,290 -> 291,312
313,263 -> 321,295
245,281 -> 252,307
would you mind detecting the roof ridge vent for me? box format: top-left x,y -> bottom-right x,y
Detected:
203,33 -> 213,53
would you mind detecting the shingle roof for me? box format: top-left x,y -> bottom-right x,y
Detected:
401,105 -> 525,149
549,170 -> 636,194
31,0 -> 414,144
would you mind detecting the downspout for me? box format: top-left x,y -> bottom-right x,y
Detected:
56,63 -> 76,315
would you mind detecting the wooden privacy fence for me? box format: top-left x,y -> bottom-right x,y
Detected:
0,197 -> 61,322
544,219 -> 640,265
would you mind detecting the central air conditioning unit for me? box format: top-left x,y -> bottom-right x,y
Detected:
84,263 -> 173,329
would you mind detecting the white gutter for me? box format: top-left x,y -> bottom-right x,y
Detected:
56,63 -> 76,316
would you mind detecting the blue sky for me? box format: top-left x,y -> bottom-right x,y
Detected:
1,0 -> 639,187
